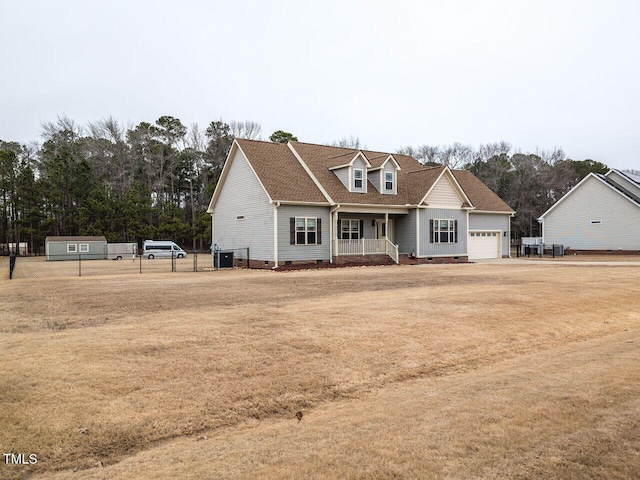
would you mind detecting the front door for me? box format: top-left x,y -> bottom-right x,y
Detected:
376,219 -> 393,240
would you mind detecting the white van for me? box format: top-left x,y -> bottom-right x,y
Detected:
142,240 -> 188,259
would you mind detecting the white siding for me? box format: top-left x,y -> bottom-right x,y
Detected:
469,213 -> 511,257
426,175 -> 463,208
212,149 -> 274,261
278,205 -> 331,262
543,175 -> 640,250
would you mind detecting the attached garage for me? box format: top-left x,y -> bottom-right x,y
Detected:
468,231 -> 500,260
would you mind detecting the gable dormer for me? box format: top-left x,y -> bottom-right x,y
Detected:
329,151 -> 371,193
369,155 -> 401,195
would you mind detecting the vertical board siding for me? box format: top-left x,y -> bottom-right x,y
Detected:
212,149 -> 274,261
394,210 -> 416,254
278,205 -> 331,261
419,208 -> 467,256
426,175 -> 463,208
544,176 -> 640,249
469,213 -> 511,256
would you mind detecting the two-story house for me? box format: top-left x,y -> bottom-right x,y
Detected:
207,139 -> 514,268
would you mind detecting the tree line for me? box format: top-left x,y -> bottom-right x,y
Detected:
0,117 -> 611,255
398,141 -> 609,238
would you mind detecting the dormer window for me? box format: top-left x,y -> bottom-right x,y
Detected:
385,172 -> 394,191
354,169 -> 363,189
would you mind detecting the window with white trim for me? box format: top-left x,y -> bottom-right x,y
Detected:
79,243 -> 89,253
430,219 -> 458,243
67,243 -> 77,253
341,219 -> 360,240
354,169 -> 363,189
385,172 -> 394,191
295,217 -> 318,245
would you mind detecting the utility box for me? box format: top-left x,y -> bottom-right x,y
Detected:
214,250 -> 234,268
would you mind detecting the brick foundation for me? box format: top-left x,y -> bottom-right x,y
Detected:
398,254 -> 469,265
239,258 -> 276,269
242,254 -> 472,270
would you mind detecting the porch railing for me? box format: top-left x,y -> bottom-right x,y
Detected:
385,238 -> 399,264
335,238 -> 399,264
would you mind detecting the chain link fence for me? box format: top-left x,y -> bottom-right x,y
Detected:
5,249 -> 248,280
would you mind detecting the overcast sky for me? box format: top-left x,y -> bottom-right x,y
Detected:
1,0 -> 639,169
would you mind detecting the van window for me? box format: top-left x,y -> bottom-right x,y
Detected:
148,245 -> 171,250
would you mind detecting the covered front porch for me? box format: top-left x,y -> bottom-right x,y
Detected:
330,208 -> 409,264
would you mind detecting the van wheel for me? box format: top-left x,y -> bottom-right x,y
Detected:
148,254 -> 154,259
116,256 -> 122,260
177,254 -> 184,259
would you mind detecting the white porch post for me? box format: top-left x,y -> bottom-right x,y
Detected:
385,212 -> 389,239
330,205 -> 340,261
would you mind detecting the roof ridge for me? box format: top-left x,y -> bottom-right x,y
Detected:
406,166 -> 445,174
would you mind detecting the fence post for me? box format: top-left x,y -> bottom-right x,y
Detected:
9,253 -> 16,279
246,247 -> 250,269
193,251 -> 197,272
139,252 -> 142,274
172,251 -> 176,272
78,254 -> 82,277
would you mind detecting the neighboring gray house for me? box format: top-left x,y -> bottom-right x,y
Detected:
45,236 -> 107,261
538,169 -> 640,253
207,139 -> 514,268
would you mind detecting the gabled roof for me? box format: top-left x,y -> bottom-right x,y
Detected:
452,170 -> 515,213
209,139 -> 514,213
538,170 -> 640,220
45,236 -> 107,242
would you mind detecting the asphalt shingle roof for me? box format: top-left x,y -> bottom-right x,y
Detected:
230,139 -> 514,213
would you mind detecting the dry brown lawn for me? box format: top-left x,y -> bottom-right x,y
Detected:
1,258 -> 639,479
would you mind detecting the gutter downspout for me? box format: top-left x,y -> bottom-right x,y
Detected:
415,206 -> 420,258
330,204 -> 340,263
273,202 -> 280,269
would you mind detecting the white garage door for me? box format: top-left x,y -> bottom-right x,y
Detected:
468,232 -> 500,260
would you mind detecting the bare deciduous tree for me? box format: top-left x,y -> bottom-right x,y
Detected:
229,120 -> 262,140
332,135 -> 363,149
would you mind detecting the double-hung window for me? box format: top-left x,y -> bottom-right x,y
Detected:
354,169 -> 363,189
385,172 -> 394,191
341,219 -> 360,240
295,217 -> 318,245
431,219 -> 458,243
67,244 -> 77,253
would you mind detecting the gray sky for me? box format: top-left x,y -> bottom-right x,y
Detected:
1,0 -> 639,169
